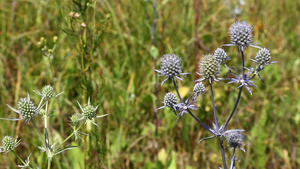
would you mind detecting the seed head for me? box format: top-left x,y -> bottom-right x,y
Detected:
41,85 -> 55,99
214,48 -> 230,64
226,131 -> 244,150
17,97 -> 37,119
193,82 -> 205,96
160,54 -> 182,78
1,136 -> 20,153
229,21 -> 253,49
254,48 -> 272,65
197,54 -> 221,83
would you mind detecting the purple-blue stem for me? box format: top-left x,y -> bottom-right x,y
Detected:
172,78 -> 214,135
209,82 -> 219,133
230,148 -> 236,169
223,49 -> 245,132
220,139 -> 228,169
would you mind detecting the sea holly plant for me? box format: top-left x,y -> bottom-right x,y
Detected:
0,85 -> 108,169
155,21 -> 276,169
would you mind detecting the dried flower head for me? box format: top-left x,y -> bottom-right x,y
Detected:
196,54 -> 221,83
193,82 -> 205,96
0,136 -> 21,153
251,48 -> 276,65
228,21 -> 253,50
214,48 -> 230,64
155,54 -> 189,86
226,131 -> 245,152
158,93 -> 178,110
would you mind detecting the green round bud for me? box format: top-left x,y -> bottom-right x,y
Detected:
41,85 -> 55,99
198,54 -> 220,83
53,36 -> 58,43
70,114 -> 80,123
17,97 -> 37,119
2,136 -> 16,151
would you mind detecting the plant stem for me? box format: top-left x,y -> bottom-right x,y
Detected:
12,150 -> 32,169
241,49 -> 245,78
209,82 -> 219,132
219,139 -> 227,169
54,122 -> 85,152
187,109 -> 215,135
230,148 -> 236,169
31,119 -> 46,148
47,158 -> 51,169
172,77 -> 184,103
224,48 -> 246,132
223,87 -> 243,132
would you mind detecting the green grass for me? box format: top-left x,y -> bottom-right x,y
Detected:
0,0 -> 299,168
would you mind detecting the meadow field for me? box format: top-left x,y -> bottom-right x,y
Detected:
0,0 -> 299,168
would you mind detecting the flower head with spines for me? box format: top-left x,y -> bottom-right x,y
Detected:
193,82 -> 205,97
77,97 -> 108,126
3,94 -> 40,122
0,136 -> 21,154
155,54 -> 189,86
33,85 -> 64,100
224,21 -> 261,51
195,54 -> 221,84
214,48 -> 230,64
158,92 -> 178,111
226,131 -> 246,152
251,48 -> 277,65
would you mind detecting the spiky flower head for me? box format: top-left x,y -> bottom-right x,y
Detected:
226,131 -> 244,151
193,82 -> 205,96
197,54 -> 221,83
160,54 -> 181,78
155,54 -> 189,85
164,93 -> 178,108
253,48 -> 275,65
158,93 -> 178,110
77,97 -> 107,126
0,136 -> 21,153
229,21 -> 253,49
17,97 -> 37,119
41,85 -> 55,99
214,48 -> 230,64
83,104 -> 97,120
33,85 -> 63,100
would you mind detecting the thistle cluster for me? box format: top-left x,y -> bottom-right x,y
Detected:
0,85 -> 108,168
155,21 -> 275,169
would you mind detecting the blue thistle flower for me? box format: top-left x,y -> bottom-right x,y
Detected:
155,54 -> 189,86
226,131 -> 246,152
158,93 -> 178,111
224,21 -> 261,51
251,48 -> 277,65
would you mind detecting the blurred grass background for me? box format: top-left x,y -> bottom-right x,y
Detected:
0,0 -> 299,168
